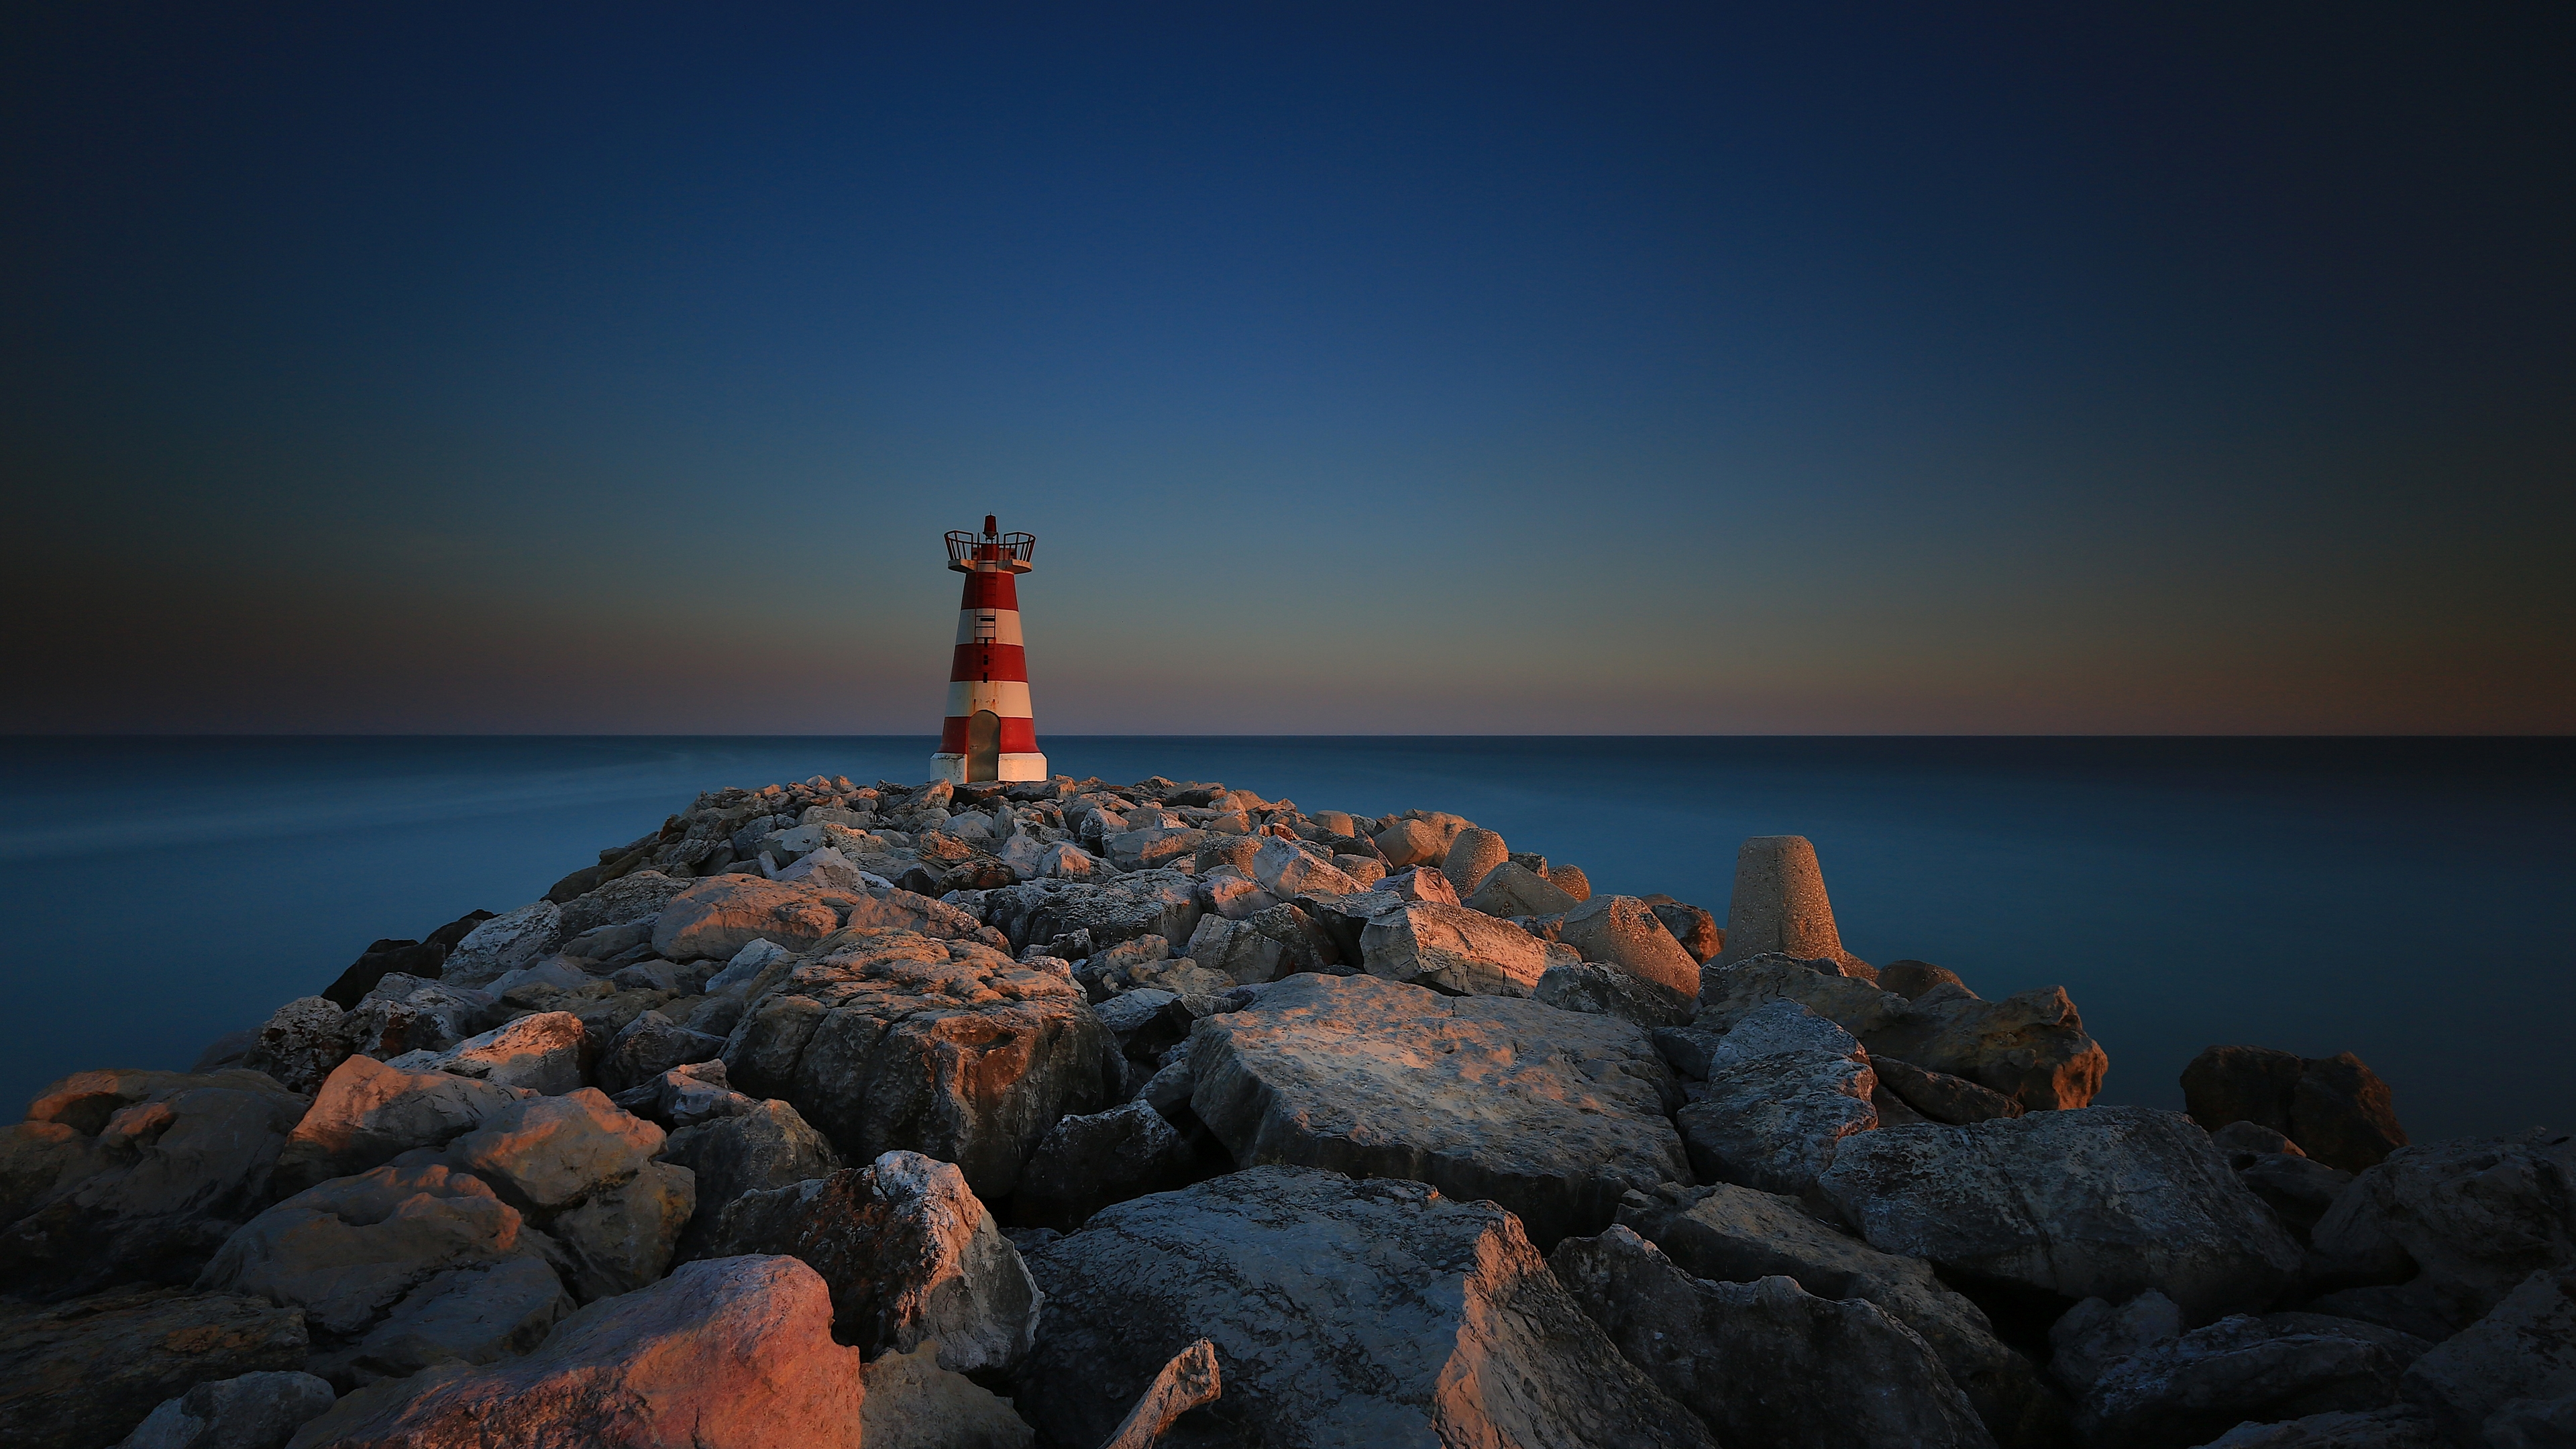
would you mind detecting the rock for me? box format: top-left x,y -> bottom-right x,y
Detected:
837,885 -> 1010,949
1107,826 -> 1210,871
1181,912 -> 1291,983
1882,958 -> 1970,999
859,1343 -> 1035,1449
1012,1165 -> 1713,1449
2081,1313 -> 2434,1449
1643,896 -> 1720,963
1440,824 -> 1509,895
980,869 -> 1204,956
241,998 -> 356,1095
115,1370 -> 338,1449
312,1254 -> 572,1387
1534,959 -> 1698,1028
1186,973 -> 1688,1248
1558,894 -> 1707,997
2307,1130 -> 2576,1332
555,869 -> 692,938
1013,1099 -> 1198,1229
720,931 -> 1113,1197
1617,1180 -> 2049,1442
612,1057 -> 747,1128
1378,863 -> 1459,904
196,1157 -> 561,1385
2050,1291 -> 2186,1393
341,976 -> 494,1061
2400,1267 -> 2576,1443
1672,1001 -> 1879,1196
2238,1151 -> 2356,1238
1876,1054 -> 2028,1124
657,1097 -> 841,1253
1816,1106 -> 2307,1321
1715,833 -> 1868,974
0,1069 -> 311,1299
1357,898 -> 1566,996
436,902 -> 564,988
382,1010 -> 587,1095
270,1055 -> 533,1196
547,1161 -> 694,1300
445,1088 -> 664,1214
1464,859 -> 1578,917
702,1152 -> 1041,1372
596,1010 -> 725,1094
2182,1047 -> 2409,1172
323,938 -> 457,1012
1705,957 -> 2109,1112
279,1254 -> 865,1449
0,1287 -> 311,1449
649,876 -> 845,961
1094,1338 -> 1220,1449
1246,834 -> 1362,898
1373,817 -> 1446,868
1552,1224 -> 1992,1448
2193,1407 -> 2442,1448
1546,863 -> 1594,903
1193,870 -> 1279,920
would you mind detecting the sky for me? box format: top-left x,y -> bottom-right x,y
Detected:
3,3 -> 2569,735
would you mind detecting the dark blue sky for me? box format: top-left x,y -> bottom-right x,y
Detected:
5,3 -> 2569,733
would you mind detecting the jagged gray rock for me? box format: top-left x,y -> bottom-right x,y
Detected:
2308,1130 -> 2576,1333
1817,1106 -> 2306,1320
2399,1267 -> 2576,1445
114,1370 -> 337,1449
1187,973 -> 1688,1247
1011,1165 -> 1715,1449
2079,1313 -> 2432,1449
1552,1225 -> 1993,1448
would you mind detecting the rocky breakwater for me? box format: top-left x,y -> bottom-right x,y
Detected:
1,770 -> 2566,1449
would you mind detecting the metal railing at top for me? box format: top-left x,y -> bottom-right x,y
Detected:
945,531 -> 1037,567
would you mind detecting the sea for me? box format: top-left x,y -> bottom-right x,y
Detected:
0,736 -> 2566,1143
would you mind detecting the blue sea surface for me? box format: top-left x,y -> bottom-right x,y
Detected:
0,736 -> 2566,1142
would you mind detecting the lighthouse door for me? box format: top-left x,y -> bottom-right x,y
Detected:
967,710 -> 1001,782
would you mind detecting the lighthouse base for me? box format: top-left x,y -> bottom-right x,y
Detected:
930,751 -> 1049,786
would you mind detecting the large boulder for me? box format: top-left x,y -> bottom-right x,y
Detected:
437,902 -> 563,988
596,1010 -> 726,1094
0,1288 -> 309,1449
859,1343 -> 1036,1449
1714,833 -> 1867,971
341,976 -> 494,1061
195,1158 -> 569,1387
2182,1046 -> 2409,1172
1013,1099 -> 1199,1230
1703,955 -> 2108,1112
1246,835 -> 1364,898
381,1010 -> 588,1095
1186,973 -> 1688,1248
2192,1408 -> 2442,1447
1372,816 -> 1446,869
1618,1180 -> 2055,1446
1558,894 -> 1704,997
1356,899 -> 1566,996
837,885 -> 1009,949
2308,1130 -> 2576,1333
1552,1224 -> 1993,1448
1462,859 -> 1578,917
270,1055 -> 533,1196
0,1069 -> 310,1299
979,870 -> 1203,955
657,1097 -> 841,1255
700,1151 -> 1041,1373
554,869 -> 692,938
1533,959 -> 1697,1029
1670,1000 -> 1881,1196
2400,1267 -> 2576,1445
280,1255 -> 865,1449
1816,1106 -> 2306,1321
1011,1166 -> 1714,1449
1440,825 -> 1510,896
2080,1313 -> 2433,1449
241,997 -> 356,1095
721,931 -> 1114,1198
115,1370 -> 338,1449
650,876 -> 847,961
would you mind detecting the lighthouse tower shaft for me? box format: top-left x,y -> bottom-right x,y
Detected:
932,521 -> 1046,785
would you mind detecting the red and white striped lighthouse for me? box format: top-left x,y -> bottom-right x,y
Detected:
932,515 -> 1047,784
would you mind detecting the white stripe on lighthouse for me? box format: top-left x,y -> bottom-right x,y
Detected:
952,608 -> 1024,646
945,680 -> 1034,718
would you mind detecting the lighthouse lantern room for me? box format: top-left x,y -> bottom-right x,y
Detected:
932,515 -> 1047,785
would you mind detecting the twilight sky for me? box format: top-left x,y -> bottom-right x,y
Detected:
4,4 -> 2569,735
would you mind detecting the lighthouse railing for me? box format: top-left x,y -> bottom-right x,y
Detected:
945,531 -> 1038,568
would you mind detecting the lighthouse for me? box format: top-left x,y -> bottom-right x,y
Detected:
932,515 -> 1047,785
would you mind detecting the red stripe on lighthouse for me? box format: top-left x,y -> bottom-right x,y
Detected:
950,644 -> 1028,682
959,572 -> 1020,610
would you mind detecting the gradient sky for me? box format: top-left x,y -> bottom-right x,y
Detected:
5,3 -> 2569,734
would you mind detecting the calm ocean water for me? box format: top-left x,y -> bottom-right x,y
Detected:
0,736 -> 2566,1142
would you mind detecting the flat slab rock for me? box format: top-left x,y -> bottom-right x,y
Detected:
1187,972 -> 1688,1247
1817,1105 -> 2306,1321
0,1287 -> 309,1449
722,929 -> 1114,1198
1010,1165 -> 1714,1449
